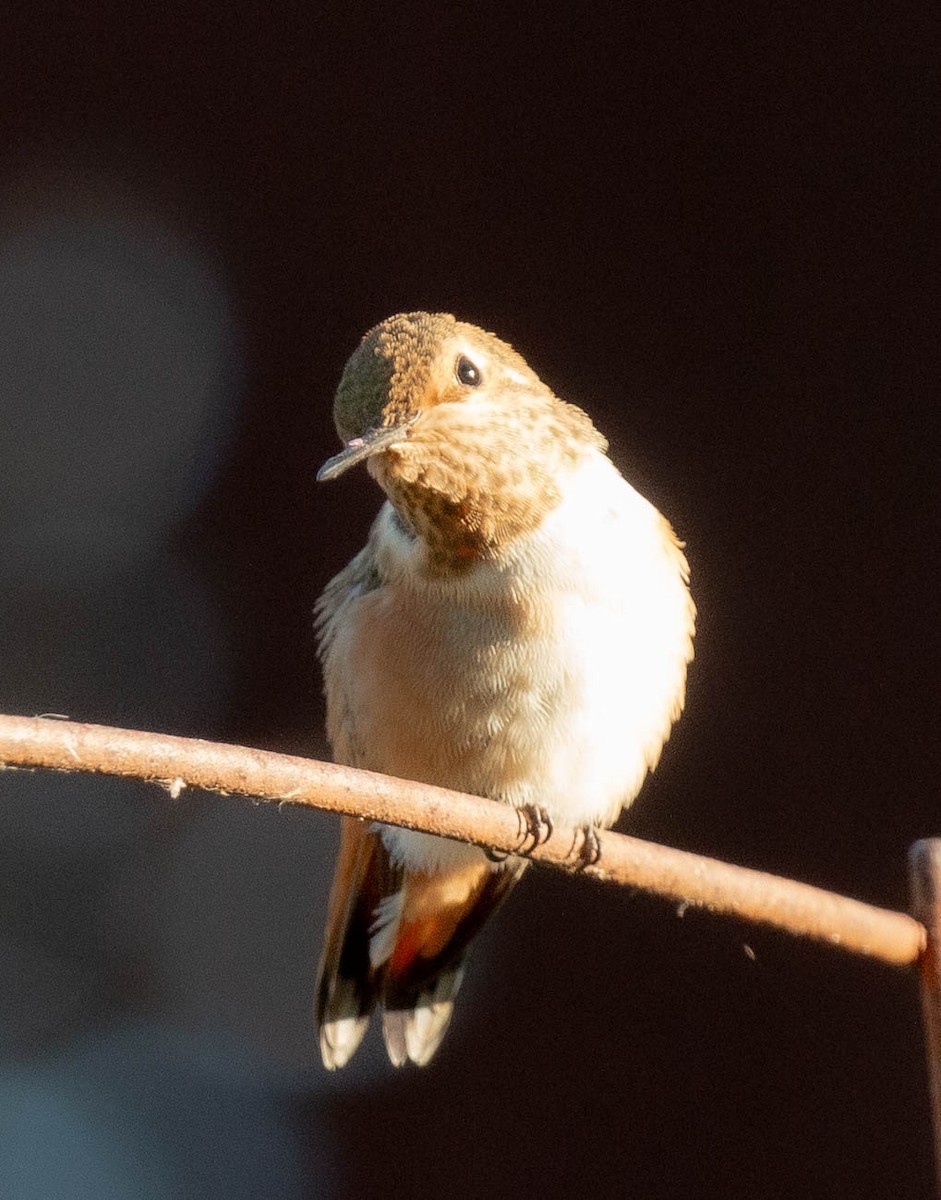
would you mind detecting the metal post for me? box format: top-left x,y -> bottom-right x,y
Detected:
909,840 -> 941,1197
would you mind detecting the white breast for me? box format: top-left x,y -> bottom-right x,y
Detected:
320,450 -> 694,872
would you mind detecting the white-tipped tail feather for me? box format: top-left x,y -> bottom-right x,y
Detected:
382,964 -> 465,1067
320,1011 -> 370,1071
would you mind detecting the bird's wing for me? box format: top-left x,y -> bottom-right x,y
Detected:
315,816 -> 401,1069
314,505 -> 525,1067
314,529 -> 391,1068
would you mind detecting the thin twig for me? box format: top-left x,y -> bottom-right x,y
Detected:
0,712 -> 926,968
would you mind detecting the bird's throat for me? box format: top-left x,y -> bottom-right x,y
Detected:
370,398 -> 605,575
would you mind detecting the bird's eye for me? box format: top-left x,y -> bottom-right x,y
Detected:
455,355 -> 482,387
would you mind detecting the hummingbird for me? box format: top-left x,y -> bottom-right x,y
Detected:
314,312 -> 695,1068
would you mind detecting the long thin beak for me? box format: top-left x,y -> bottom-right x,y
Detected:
316,423 -> 409,482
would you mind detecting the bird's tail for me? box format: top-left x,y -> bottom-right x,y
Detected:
316,817 -> 524,1068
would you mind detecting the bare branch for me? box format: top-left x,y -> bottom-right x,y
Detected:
0,712 -> 925,968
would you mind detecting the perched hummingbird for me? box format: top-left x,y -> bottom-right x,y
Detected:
314,312 -> 695,1068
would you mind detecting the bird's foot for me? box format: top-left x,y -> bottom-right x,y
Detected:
514,803 -> 554,854
485,803 -> 553,861
568,824 -> 602,871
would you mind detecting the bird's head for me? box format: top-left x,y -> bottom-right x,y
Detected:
317,312 -> 606,568
317,311 -> 543,482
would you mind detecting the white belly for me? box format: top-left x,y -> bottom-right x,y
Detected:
320,452 -> 694,871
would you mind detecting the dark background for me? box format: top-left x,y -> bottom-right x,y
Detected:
1,4 -> 937,1197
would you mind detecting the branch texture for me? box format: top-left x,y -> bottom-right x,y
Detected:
0,713 -> 925,968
